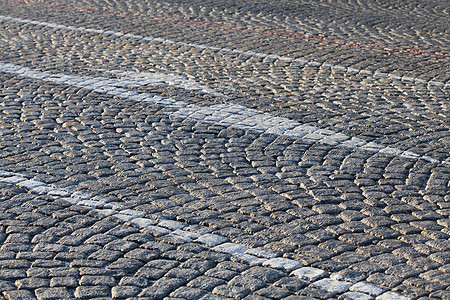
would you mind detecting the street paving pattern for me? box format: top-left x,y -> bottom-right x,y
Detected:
0,0 -> 449,299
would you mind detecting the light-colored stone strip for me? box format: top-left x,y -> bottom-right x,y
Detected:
0,61 -> 447,166
0,170 -> 410,299
95,69 -> 225,97
0,15 -> 448,89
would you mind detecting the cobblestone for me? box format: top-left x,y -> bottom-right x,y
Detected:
291,267 -> 326,283
0,0 -> 448,298
376,291 -> 412,300
262,257 -> 303,272
311,279 -> 353,294
339,292 -> 372,300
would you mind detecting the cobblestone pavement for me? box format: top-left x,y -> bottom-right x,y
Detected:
0,0 -> 449,299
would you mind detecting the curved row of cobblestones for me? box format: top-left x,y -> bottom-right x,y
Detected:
0,61 -> 446,166
0,170 -> 411,300
0,67 -> 448,298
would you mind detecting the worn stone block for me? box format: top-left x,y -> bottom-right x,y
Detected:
262,257 -> 303,272
213,243 -> 248,255
291,267 -> 326,282
312,278 -> 352,294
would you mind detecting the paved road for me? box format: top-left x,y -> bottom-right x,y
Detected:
0,0 -> 449,299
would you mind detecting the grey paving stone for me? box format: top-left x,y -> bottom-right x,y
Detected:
205,268 -> 239,281
349,282 -> 385,296
165,267 -> 202,281
338,292 -> 372,300
262,257 -> 303,272
284,296 -> 320,300
291,267 -> 326,283
107,258 -> 143,272
79,275 -> 116,287
393,283 -> 430,298
49,277 -> 78,288
243,295 -> 272,300
170,286 -> 208,299
111,286 -> 141,298
35,287 -> 73,300
429,290 -> 450,299
275,276 -> 310,292
241,266 -> 284,283
133,267 -> 166,280
124,248 -> 160,261
2,290 -> 37,300
187,276 -> 226,291
376,291 -> 411,300
297,286 -> 337,299
330,269 -> 366,283
311,279 -> 353,294
366,273 -> 403,289
254,286 -> 293,298
196,234 -> 228,246
88,249 -> 123,261
139,277 -> 186,297
213,243 -> 248,256
228,275 -> 266,291
118,277 -> 149,289
74,286 -> 111,299
199,294 -> 234,300
212,285 -> 251,299
15,278 -> 50,289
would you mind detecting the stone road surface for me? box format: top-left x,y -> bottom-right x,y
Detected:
0,0 -> 449,299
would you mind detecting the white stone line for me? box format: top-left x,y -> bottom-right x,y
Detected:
0,62 -> 446,165
94,69 -> 225,97
0,170 -> 410,299
0,15 -> 448,89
